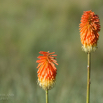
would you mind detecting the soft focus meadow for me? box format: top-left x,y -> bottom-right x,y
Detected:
0,0 -> 103,103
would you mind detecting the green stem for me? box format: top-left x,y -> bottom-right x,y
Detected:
86,52 -> 91,103
46,89 -> 48,103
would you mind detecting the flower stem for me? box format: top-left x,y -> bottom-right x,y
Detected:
46,89 -> 48,103
86,52 -> 91,103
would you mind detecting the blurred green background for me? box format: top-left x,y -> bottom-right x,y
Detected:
0,0 -> 103,103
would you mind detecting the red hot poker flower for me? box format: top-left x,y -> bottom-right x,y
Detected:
36,51 -> 58,90
79,10 -> 100,52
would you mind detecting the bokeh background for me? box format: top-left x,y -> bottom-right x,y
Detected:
0,0 -> 103,103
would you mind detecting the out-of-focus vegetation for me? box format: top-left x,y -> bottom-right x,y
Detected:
0,0 -> 103,103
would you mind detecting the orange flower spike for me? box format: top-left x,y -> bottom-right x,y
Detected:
79,10 -> 100,52
36,51 -> 58,90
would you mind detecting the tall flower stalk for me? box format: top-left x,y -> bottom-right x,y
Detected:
79,10 -> 100,103
86,52 -> 91,103
36,51 -> 58,103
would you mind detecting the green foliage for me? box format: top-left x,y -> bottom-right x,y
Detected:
0,0 -> 103,103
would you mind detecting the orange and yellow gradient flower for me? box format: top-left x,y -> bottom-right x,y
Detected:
79,10 -> 100,52
36,51 -> 58,90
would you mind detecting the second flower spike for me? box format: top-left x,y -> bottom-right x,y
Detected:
79,10 -> 100,52
36,51 -> 58,90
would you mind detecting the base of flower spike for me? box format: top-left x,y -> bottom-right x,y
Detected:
38,78 -> 55,90
82,44 -> 97,52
